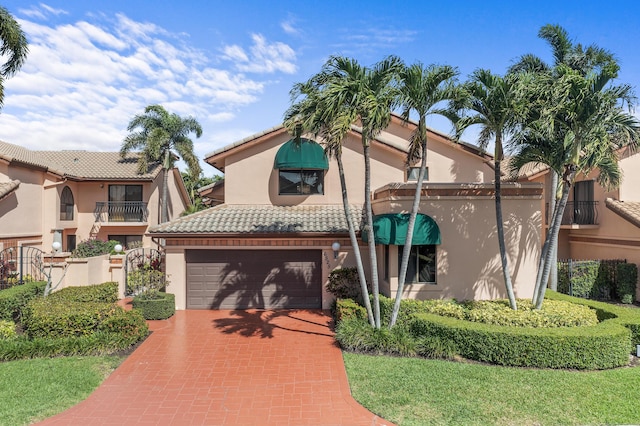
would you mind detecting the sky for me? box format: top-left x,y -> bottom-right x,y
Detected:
1,0 -> 639,176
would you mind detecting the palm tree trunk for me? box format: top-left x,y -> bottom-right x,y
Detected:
533,171 -> 560,305
494,160 -> 517,310
161,150 -> 170,223
390,139 -> 427,328
549,171 -> 559,291
535,167 -> 574,309
363,143 -> 381,329
336,153 -> 374,326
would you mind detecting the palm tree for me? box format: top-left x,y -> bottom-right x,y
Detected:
510,24 -> 619,294
0,6 -> 28,106
121,105 -> 202,223
318,55 -> 403,328
525,65 -> 640,308
455,69 -> 526,310
389,63 -> 460,327
284,79 -> 376,327
180,172 -> 217,216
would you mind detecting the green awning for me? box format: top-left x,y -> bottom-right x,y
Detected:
274,138 -> 329,170
362,213 -> 441,245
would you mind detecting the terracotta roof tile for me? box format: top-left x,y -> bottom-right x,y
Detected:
605,198 -> 640,228
0,180 -> 19,200
149,204 -> 365,235
0,140 -> 161,180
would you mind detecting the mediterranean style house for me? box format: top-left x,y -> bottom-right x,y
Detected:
150,115 -> 543,310
516,146 -> 640,300
0,140 -> 190,253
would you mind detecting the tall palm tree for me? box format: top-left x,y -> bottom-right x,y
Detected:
121,105 -> 202,223
0,6 -> 28,107
510,24 -> 619,295
526,65 -> 640,308
318,55 -> 403,328
455,70 -> 526,310
284,79 -> 375,327
389,63 -> 460,327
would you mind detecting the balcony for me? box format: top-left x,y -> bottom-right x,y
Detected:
95,201 -> 148,223
546,201 -> 599,227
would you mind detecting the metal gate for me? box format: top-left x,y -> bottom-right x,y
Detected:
0,246 -> 46,290
124,248 -> 164,296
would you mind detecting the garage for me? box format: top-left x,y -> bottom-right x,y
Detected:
185,249 -> 322,309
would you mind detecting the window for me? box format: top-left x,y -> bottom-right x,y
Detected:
60,186 -> 74,220
398,245 -> 436,284
407,167 -> 428,181
66,235 -> 76,252
108,235 -> 143,249
108,185 -> 143,222
573,180 -> 595,224
279,170 -> 324,195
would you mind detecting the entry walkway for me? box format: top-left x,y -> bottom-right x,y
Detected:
38,310 -> 393,425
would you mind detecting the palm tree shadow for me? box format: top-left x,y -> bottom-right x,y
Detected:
212,309 -> 333,339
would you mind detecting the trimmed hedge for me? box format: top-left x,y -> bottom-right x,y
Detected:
615,263 -> 637,304
49,281 -> 119,303
0,320 -> 16,339
22,299 -> 118,338
0,281 -> 46,321
132,292 -> 175,320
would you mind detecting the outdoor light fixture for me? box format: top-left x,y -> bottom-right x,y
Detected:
114,244 -> 123,254
331,241 -> 341,259
51,241 -> 61,253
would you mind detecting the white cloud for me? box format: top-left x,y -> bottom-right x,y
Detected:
0,10 -> 299,167
222,33 -> 297,74
19,3 -> 68,20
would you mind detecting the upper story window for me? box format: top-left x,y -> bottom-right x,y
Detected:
279,170 -> 324,195
407,167 -> 428,181
60,186 -> 74,221
274,138 -> 329,196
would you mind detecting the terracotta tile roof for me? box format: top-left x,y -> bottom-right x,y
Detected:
149,204 -> 365,235
0,140 -> 162,180
501,158 -> 550,181
0,179 -> 19,200
605,198 -> 640,228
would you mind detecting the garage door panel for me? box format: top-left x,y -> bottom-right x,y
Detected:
186,250 -> 321,309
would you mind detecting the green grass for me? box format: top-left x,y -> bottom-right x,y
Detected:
344,353 -> 640,426
0,356 -> 124,426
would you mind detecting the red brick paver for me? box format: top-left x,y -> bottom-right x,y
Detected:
38,310 -> 393,425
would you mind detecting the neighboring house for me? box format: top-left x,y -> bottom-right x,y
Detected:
0,140 -> 190,253
150,115 -> 542,310
516,147 -> 640,300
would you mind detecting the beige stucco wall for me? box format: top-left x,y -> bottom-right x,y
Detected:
0,162 -> 45,242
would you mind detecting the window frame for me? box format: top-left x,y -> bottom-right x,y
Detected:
60,186 -> 74,221
278,169 -> 325,195
398,244 -> 437,284
407,167 -> 428,182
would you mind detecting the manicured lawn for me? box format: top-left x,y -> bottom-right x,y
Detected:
344,353 -> 640,426
0,356 -> 124,426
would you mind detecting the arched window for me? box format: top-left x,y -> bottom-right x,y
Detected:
60,186 -> 74,220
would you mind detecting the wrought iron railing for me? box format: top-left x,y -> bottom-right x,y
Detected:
94,201 -> 148,223
546,201 -> 599,226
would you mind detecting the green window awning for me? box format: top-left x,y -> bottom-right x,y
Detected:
274,138 -> 329,170
362,213 -> 441,245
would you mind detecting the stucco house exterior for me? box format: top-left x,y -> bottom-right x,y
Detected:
0,140 -> 190,253
150,115 -> 542,310
516,146 -> 640,300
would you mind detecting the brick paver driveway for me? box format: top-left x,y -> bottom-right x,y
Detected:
38,309 -> 393,425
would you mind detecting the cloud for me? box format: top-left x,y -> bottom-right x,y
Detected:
18,3 -> 68,20
222,33 -> 297,74
332,27 -> 418,55
280,15 -> 301,36
0,10 -> 298,167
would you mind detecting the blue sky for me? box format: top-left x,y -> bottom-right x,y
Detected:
1,1 -> 639,176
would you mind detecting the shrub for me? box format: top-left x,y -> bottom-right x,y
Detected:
132,292 -> 175,320
126,270 -> 166,296
22,299 -> 117,338
0,320 -> 16,339
49,282 -> 119,303
335,298 -> 367,323
97,308 -> 149,338
616,263 -> 637,304
71,239 -> 120,258
0,281 -> 46,321
557,259 -> 624,300
335,316 -> 416,356
327,268 -> 362,301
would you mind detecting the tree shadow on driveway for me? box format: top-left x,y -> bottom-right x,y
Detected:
212,309 -> 334,339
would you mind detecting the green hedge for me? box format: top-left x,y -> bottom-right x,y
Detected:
49,282 -> 119,303
132,292 -> 175,320
23,299 -> 118,338
615,263 -> 637,304
557,260 -> 624,300
0,281 -> 46,321
409,312 -> 630,370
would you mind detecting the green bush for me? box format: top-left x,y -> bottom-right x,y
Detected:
126,269 -> 166,296
0,281 -> 46,321
22,299 -> 117,338
0,320 -> 16,339
616,263 -> 637,304
132,292 -> 175,320
335,316 -> 417,356
335,298 -> 367,323
327,268 -> 362,300
557,260 -> 624,300
97,308 -> 149,338
71,239 -> 120,258
49,282 -> 119,303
